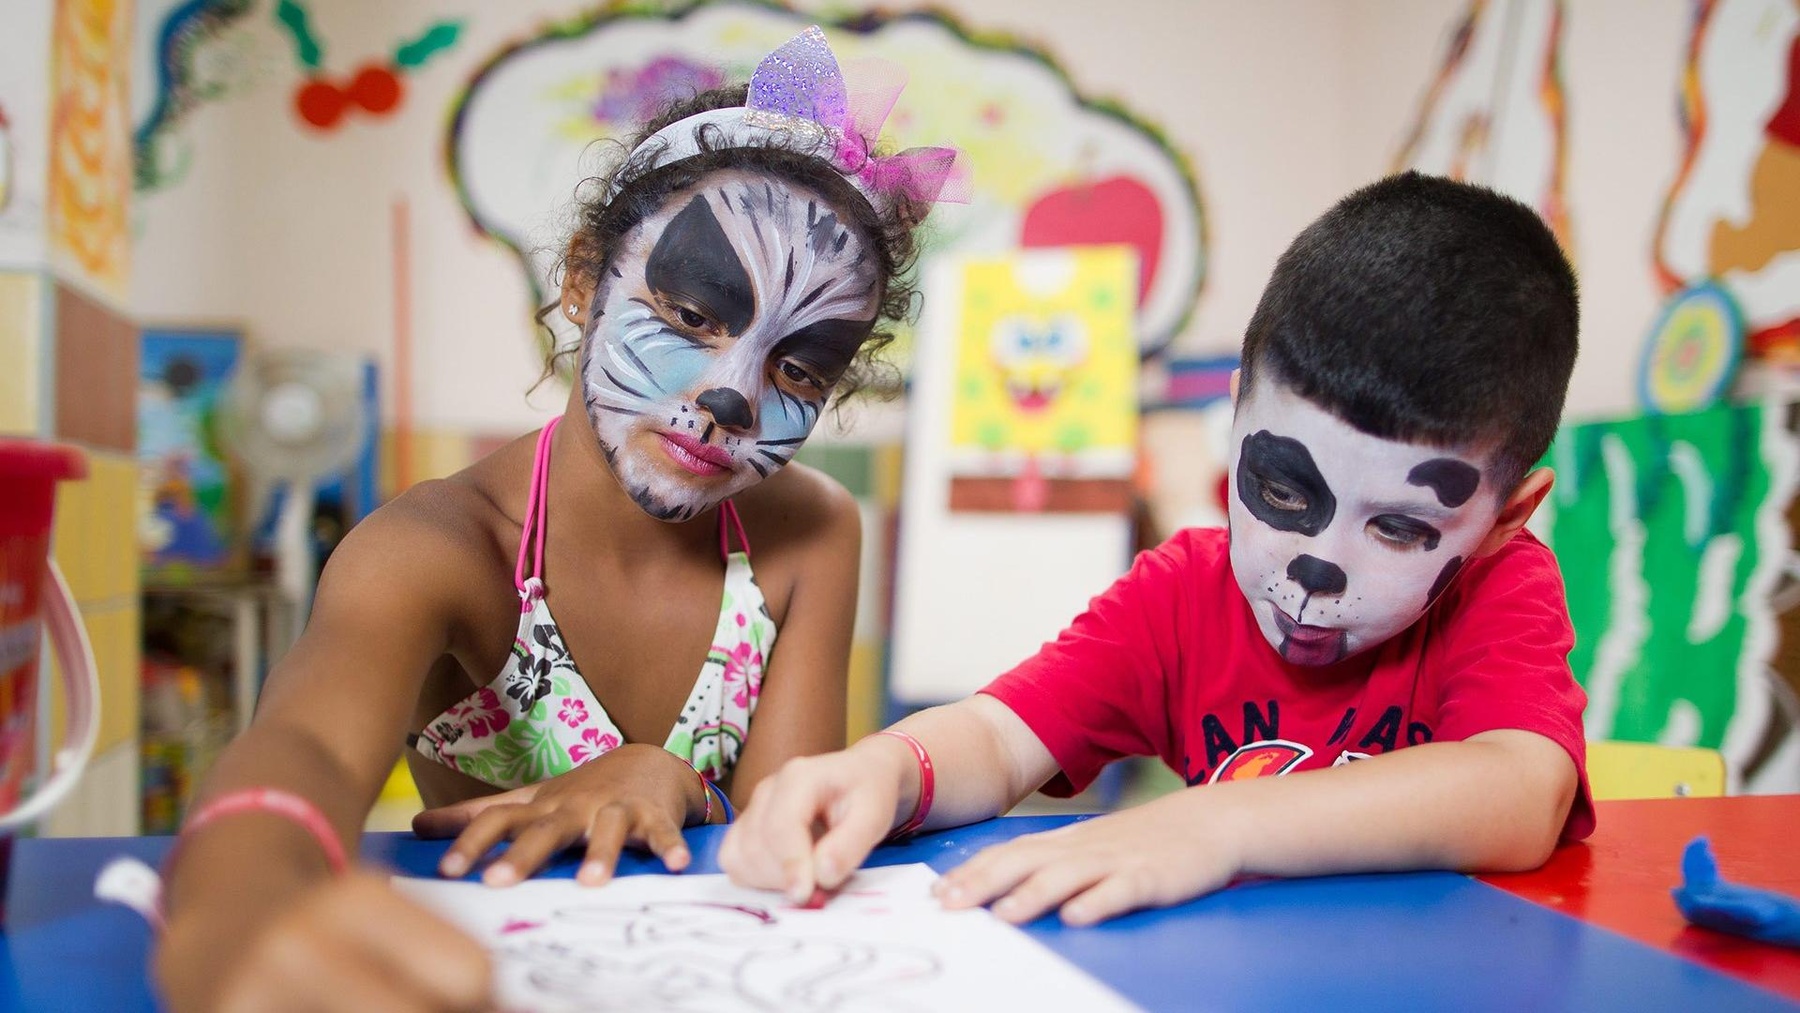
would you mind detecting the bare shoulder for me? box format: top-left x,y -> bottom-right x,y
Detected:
315,447 -> 526,613
731,461 -> 862,560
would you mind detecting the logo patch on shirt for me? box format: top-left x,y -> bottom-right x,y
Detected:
1208,739 -> 1313,783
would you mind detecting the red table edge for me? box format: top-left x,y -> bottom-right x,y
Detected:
1478,795 -> 1800,1002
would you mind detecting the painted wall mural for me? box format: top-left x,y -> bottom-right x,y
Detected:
1537,404 -> 1800,791
1396,0 -> 1570,248
0,1 -> 53,269
275,0 -> 462,132
448,0 -> 1206,365
132,0 -> 259,193
48,0 -> 135,300
1655,0 -> 1800,364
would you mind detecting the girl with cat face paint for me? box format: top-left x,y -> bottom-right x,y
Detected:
155,29 -> 963,1013
575,168 -> 884,521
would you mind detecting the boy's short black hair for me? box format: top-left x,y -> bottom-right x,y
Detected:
1239,171 -> 1578,495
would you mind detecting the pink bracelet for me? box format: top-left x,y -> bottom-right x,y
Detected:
875,730 -> 934,840
177,788 -> 349,875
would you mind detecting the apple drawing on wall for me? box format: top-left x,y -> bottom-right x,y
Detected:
1020,175 -> 1164,307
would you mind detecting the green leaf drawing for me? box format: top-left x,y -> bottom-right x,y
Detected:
274,0 -> 323,71
394,20 -> 463,70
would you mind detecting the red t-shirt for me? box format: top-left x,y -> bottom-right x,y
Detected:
982,526 -> 1594,841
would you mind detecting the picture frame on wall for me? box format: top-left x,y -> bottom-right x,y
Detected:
137,326 -> 246,583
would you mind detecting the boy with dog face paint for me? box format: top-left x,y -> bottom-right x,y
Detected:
723,173 -> 1599,935
1228,380 -> 1496,667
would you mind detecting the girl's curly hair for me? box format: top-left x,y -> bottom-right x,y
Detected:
535,85 -> 925,404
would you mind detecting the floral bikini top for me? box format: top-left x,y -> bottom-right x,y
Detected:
411,417 -> 777,789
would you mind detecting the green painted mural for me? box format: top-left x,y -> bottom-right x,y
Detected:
1538,403 -> 1800,790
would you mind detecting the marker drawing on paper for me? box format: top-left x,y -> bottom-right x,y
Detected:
395,863 -> 1138,1012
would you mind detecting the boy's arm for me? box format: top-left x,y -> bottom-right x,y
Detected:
937,726 -> 1576,926
721,695 -> 1058,901
1218,728 -> 1577,877
883,695 -> 1061,831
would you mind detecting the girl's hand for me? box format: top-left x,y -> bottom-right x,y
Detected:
412,742 -> 702,886
719,743 -> 910,903
157,872 -> 493,1013
933,789 -> 1244,927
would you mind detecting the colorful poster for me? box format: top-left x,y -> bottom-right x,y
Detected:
1396,0 -> 1570,248
48,0 -> 134,301
1536,404 -> 1800,791
138,328 -> 243,580
449,1 -> 1205,364
1654,0 -> 1800,362
945,247 -> 1137,512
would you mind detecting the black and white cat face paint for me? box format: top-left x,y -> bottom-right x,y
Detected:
1226,380 -> 1499,665
579,168 -> 881,520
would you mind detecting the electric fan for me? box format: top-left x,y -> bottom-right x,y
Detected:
218,349 -> 368,620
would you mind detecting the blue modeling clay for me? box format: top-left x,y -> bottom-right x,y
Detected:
1671,837 -> 1800,948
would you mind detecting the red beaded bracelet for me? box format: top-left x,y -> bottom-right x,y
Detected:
177,788 -> 349,875
875,729 -> 934,840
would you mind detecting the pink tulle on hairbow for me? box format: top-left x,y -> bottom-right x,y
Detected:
747,26 -> 971,206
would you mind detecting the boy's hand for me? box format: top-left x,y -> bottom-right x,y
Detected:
412,742 -> 701,886
157,872 -> 493,1013
720,742 -> 913,903
935,789 -> 1242,927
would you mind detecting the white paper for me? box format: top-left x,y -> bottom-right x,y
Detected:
395,863 -> 1138,1012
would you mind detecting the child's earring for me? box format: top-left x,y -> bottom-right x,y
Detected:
565,302 -> 581,324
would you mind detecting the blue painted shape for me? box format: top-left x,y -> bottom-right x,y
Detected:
6,817 -> 1798,1012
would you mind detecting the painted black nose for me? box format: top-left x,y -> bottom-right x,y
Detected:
696,387 -> 754,429
1287,554 -> 1347,596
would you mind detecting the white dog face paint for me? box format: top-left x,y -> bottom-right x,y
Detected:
580,168 -> 881,520
1226,379 -> 1501,665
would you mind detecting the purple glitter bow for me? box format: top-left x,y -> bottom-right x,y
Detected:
747,26 -> 971,206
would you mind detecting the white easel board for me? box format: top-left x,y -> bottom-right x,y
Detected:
888,253 -> 1134,704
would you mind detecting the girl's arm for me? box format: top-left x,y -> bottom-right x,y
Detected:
156,493 -> 493,1011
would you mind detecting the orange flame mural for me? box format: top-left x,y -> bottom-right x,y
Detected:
47,0 -> 132,299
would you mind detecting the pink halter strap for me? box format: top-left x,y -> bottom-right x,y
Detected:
515,418 -> 751,605
718,499 -> 752,560
513,417 -> 560,607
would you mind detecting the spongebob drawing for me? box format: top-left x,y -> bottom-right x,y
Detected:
946,247 -> 1139,511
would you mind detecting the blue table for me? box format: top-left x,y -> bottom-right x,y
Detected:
3,815 -> 1795,1011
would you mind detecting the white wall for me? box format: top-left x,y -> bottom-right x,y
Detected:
131,0 -> 1699,431
1341,0 -> 1690,421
